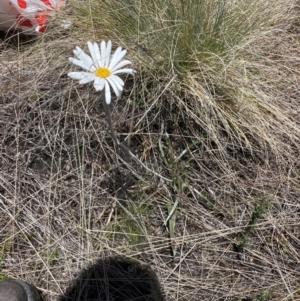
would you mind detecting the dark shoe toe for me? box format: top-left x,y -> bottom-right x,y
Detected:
0,280 -> 40,301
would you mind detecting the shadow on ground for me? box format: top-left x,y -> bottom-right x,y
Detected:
59,257 -> 164,301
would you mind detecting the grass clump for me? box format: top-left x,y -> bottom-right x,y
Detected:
72,0 -> 299,159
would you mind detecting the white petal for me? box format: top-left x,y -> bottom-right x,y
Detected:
74,46 -> 94,71
105,81 -> 111,104
108,47 -> 123,70
94,77 -> 105,91
104,40 -> 112,67
100,41 -> 106,66
93,42 -> 101,66
109,75 -> 124,91
79,73 -> 96,84
111,60 -> 132,72
107,77 -> 122,98
69,57 -> 91,71
68,71 -> 92,80
112,68 -> 135,75
109,49 -> 127,71
87,41 -> 99,68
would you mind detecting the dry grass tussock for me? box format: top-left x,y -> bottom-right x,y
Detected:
0,0 -> 300,300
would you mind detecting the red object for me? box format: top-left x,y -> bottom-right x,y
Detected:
0,0 -> 65,34
17,0 -> 27,9
16,13 -> 32,27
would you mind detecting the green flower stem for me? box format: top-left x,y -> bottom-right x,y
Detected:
102,95 -> 121,146
102,95 -> 171,182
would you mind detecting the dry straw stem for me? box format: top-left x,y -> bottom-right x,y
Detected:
0,0 -> 300,301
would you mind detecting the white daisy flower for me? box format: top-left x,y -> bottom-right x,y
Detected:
68,40 -> 135,104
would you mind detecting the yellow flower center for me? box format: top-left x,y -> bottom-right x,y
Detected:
95,67 -> 111,78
